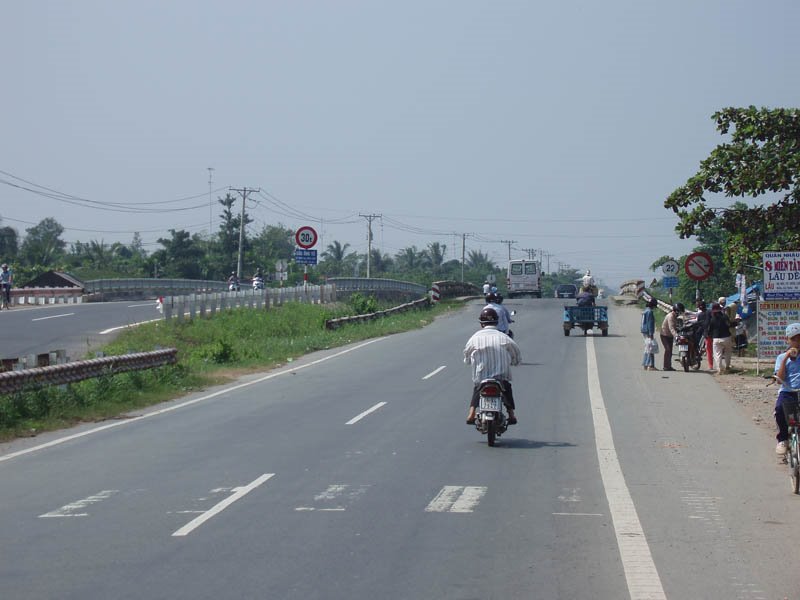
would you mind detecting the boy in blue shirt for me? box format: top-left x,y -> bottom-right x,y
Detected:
774,323 -> 800,455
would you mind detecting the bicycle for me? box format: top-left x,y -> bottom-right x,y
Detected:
768,374 -> 800,493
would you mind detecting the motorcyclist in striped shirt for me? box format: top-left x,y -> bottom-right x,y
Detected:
464,306 -> 521,426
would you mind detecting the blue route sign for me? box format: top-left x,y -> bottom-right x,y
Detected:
294,249 -> 317,265
662,276 -> 679,289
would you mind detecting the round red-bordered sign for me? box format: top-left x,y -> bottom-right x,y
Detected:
684,251 -> 713,281
295,226 -> 318,249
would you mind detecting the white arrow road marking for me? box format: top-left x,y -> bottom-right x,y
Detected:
558,488 -> 581,502
586,336 -> 666,599
345,402 -> 387,425
172,473 -> 274,537
425,486 -> 487,513
295,484 -> 370,511
39,490 -> 119,518
422,366 -> 446,380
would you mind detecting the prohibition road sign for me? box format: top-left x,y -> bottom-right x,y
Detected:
295,226 -> 318,249
684,251 -> 713,281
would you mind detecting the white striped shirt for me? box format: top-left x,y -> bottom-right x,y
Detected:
463,326 -> 521,384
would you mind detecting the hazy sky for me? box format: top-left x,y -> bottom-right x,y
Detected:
2,1 -> 798,289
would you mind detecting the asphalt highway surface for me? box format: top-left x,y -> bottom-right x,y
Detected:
1,298 -> 797,599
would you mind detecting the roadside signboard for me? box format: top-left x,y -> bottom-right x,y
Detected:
294,249 -> 317,265
758,300 -> 800,358
295,226 -> 318,249
662,276 -> 679,289
684,252 -> 713,281
763,251 -> 800,300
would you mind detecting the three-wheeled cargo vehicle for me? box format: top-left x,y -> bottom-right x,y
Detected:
563,305 -> 609,336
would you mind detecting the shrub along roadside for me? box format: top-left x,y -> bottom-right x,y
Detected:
0,299 -> 457,441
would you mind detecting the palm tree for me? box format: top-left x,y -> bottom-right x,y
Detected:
467,249 -> 495,271
321,240 -> 351,276
395,246 -> 424,272
427,242 -> 447,274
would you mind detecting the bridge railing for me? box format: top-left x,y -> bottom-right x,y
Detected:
0,349 -> 177,394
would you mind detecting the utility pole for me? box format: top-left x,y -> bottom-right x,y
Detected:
229,187 -> 260,279
360,214 -> 381,278
462,234 -> 465,282
207,167 -> 214,236
500,240 -> 517,261
521,248 -> 535,260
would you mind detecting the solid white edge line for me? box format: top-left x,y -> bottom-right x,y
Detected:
0,337 -> 386,463
99,318 -> 163,334
586,336 -> 666,600
345,402 -> 387,425
172,473 -> 274,537
422,365 -> 446,380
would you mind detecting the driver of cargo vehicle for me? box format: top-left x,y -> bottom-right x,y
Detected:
576,287 -> 595,307
581,270 -> 595,289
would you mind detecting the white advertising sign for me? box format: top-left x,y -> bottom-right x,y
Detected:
758,301 -> 800,359
763,251 -> 800,300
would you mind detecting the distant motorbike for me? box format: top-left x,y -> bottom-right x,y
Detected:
473,378 -> 509,447
676,317 -> 702,372
228,282 -> 240,292
252,277 -> 264,291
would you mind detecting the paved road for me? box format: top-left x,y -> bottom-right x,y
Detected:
0,299 -> 797,599
0,300 -> 160,361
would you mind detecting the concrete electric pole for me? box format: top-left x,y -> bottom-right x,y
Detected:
229,187 -> 260,279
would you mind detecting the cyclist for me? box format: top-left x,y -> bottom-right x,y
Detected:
0,263 -> 12,309
774,323 -> 800,455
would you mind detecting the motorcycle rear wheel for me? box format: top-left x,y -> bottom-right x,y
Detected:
681,356 -> 689,372
487,419 -> 496,447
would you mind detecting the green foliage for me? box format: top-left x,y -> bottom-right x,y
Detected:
348,292 -> 378,315
196,340 -> 237,364
665,106 -> 800,268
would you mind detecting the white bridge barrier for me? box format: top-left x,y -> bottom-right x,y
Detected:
9,288 -> 84,306
159,284 -> 336,321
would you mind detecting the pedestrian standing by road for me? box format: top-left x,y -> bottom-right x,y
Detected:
694,299 -> 713,370
641,297 -> 657,371
0,263 -> 12,309
708,302 -> 733,373
660,303 -> 683,371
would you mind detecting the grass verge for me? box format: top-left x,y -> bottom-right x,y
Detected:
0,299 -> 461,441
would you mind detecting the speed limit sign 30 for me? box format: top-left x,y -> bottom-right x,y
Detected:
295,226 -> 318,249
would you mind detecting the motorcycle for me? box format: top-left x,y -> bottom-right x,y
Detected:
676,317 -> 702,372
228,281 -> 240,292
473,378 -> 509,447
252,277 -> 264,291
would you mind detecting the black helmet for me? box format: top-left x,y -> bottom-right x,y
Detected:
479,307 -> 499,325
674,302 -> 685,313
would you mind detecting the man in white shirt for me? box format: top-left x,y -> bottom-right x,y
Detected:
464,307 -> 522,425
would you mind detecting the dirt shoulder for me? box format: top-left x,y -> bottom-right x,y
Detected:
712,355 -> 777,435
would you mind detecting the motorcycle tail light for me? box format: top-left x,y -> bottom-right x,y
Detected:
481,385 -> 502,396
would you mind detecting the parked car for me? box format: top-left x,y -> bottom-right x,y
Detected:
554,284 -> 577,298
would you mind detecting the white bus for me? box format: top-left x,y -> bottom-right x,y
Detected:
507,259 -> 542,298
